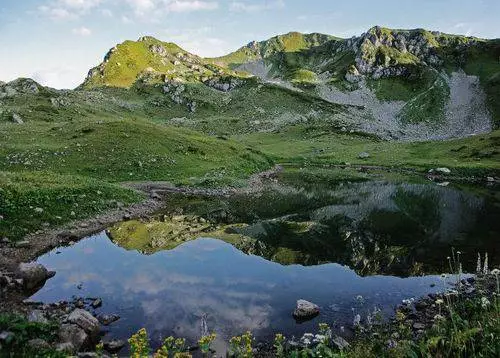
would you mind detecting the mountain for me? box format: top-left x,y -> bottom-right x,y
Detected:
0,26 -> 492,142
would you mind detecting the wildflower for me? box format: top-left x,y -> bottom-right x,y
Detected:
435,299 -> 444,305
481,297 -> 490,308
356,295 -> 364,301
483,253 -> 489,275
476,253 -> 482,274
313,334 -> 327,344
433,314 -> 445,321
440,273 -> 447,279
386,339 -> 397,349
353,314 -> 361,327
491,268 -> 500,276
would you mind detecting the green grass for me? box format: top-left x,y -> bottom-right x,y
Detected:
0,171 -> 143,241
235,126 -> 500,175
0,118 -> 272,186
0,314 -> 65,357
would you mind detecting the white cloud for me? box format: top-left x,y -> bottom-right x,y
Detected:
126,0 -> 156,15
121,15 -> 133,24
162,26 -> 231,56
100,8 -> 113,17
31,66 -> 84,89
72,26 -> 92,36
230,0 -> 284,13
166,1 -> 219,12
38,0 -> 103,20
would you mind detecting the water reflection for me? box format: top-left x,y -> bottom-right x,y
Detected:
34,235 -> 445,350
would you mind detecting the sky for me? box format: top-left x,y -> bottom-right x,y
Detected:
1,0 -> 499,89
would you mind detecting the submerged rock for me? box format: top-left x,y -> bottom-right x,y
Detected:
98,313 -> 120,326
293,299 -> 320,320
18,262 -> 56,290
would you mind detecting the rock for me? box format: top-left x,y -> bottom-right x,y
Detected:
436,181 -> 450,187
68,309 -> 100,337
292,299 -> 320,320
413,322 -> 426,330
486,177 -> 495,182
91,298 -> 102,308
103,339 -> 126,353
11,113 -> 24,124
358,152 -> 370,159
98,313 -> 120,326
78,353 -> 101,358
55,342 -> 75,353
15,240 -> 30,248
28,310 -> 49,324
123,213 -> 132,220
18,262 -> 56,290
332,335 -> 350,350
59,324 -> 88,351
435,167 -> 451,174
27,338 -> 50,350
0,331 -> 14,343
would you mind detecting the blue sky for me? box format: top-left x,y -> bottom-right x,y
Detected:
1,0 -> 499,89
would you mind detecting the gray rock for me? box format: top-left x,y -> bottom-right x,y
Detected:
28,310 -> 49,324
15,240 -> 30,248
59,323 -> 88,351
67,309 -> 100,337
358,152 -> 370,159
98,313 -> 120,326
413,322 -> 426,330
27,338 -> 50,350
0,331 -> 14,342
11,113 -> 24,124
104,339 -> 126,353
18,262 -> 56,290
487,177 -> 495,182
91,298 -> 102,308
435,167 -> 451,174
332,335 -> 350,350
292,299 -> 320,320
55,341 -> 75,353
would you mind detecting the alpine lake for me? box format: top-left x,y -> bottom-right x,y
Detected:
29,166 -> 500,353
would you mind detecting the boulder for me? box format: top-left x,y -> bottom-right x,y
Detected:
28,310 -> 49,324
103,339 -> 126,353
332,335 -> 350,350
27,338 -> 50,350
67,309 -> 100,337
98,313 -> 120,326
358,152 -> 370,159
18,262 -> 56,290
292,299 -> 320,320
435,167 -> 451,174
55,342 -> 76,353
59,324 -> 88,351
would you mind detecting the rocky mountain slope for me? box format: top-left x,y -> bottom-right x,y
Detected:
2,27 -> 498,141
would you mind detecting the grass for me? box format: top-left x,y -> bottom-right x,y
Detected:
0,314 -> 64,357
235,125 -> 500,175
0,171 -> 142,241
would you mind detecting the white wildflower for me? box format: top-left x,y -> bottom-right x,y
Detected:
436,299 -> 444,305
476,253 -> 482,274
481,297 -> 490,308
433,314 -> 445,321
483,253 -> 489,275
491,268 -> 500,276
353,314 -> 361,327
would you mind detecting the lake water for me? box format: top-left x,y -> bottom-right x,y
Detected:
30,174 -> 500,352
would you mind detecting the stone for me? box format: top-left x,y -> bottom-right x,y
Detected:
292,299 -> 320,320
332,335 -> 350,350
15,240 -> 30,248
0,331 -> 14,343
435,167 -> 451,174
67,309 -> 99,337
28,310 -> 49,324
18,262 -> 56,290
358,152 -> 370,159
486,177 -> 495,182
59,324 -> 88,351
27,338 -> 50,350
97,313 -> 120,325
91,298 -> 102,308
103,339 -> 126,353
413,322 -> 426,330
55,342 -> 76,353
11,113 -> 24,124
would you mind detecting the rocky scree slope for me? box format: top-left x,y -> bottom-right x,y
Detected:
76,28 -> 500,140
